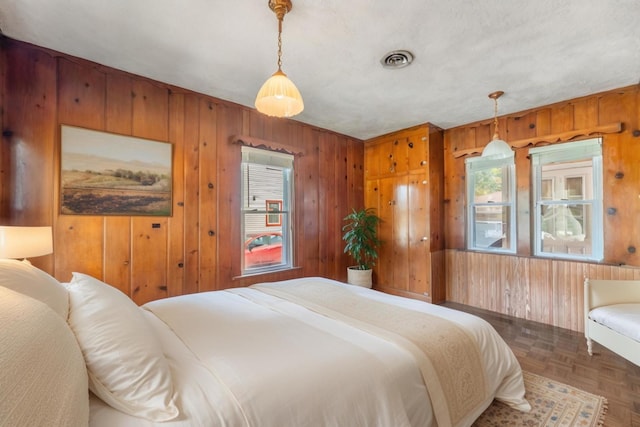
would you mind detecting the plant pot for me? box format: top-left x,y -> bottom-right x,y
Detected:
347,267 -> 372,288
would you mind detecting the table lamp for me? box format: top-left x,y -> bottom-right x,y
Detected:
0,226 -> 53,262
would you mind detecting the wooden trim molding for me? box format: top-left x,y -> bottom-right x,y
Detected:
230,135 -> 305,157
452,122 -> 623,159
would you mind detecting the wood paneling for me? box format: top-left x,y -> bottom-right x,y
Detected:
445,250 -> 640,332
443,130 -> 466,249
166,93 -> 185,297
428,128 -> 444,254
103,217 -> 131,296
0,37 -> 363,299
130,79 -> 170,304
444,85 -> 640,332
446,86 -> 640,267
318,132 -> 338,278
182,95 -> 201,295
104,74 -> 134,295
131,216 -> 168,305
198,99 -> 219,292
0,39 -> 57,273
6,36 -> 640,335
214,103 -> 243,288
408,173 -> 429,295
56,57 -> 106,281
299,126 -> 320,277
364,124 -> 445,302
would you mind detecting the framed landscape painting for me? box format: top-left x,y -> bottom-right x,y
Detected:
60,125 -> 172,216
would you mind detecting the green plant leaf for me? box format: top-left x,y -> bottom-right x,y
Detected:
342,207 -> 382,270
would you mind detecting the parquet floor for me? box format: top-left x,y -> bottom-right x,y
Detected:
442,302 -> 640,426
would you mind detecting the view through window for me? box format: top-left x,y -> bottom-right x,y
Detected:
241,146 -> 293,274
465,155 -> 516,253
531,138 -> 603,260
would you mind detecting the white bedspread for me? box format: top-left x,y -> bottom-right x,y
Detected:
89,277 -> 528,427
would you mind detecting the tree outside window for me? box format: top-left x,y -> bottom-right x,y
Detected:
465,155 -> 516,253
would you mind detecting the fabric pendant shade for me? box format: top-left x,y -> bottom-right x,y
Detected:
255,69 -> 304,118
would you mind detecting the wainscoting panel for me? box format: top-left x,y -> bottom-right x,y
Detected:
446,249 -> 640,332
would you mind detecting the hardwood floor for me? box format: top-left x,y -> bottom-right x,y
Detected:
442,302 -> 640,426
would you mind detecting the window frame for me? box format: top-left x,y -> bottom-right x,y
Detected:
530,138 -> 603,261
240,146 -> 294,275
465,153 -> 516,254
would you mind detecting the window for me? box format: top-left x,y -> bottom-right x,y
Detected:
530,138 -> 603,261
241,146 -> 294,274
465,154 -> 516,253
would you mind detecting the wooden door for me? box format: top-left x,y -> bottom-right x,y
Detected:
392,174 -> 410,291
377,176 -> 395,287
363,124 -> 443,301
375,175 -> 410,291
408,172 -> 431,296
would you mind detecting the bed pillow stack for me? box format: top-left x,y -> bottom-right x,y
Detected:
0,258 -> 69,318
65,272 -> 180,422
0,259 -> 180,423
0,260 -> 89,426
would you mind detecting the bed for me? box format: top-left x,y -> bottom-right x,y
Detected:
584,278 -> 640,367
0,259 -> 530,427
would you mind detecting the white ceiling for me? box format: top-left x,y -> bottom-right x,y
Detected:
1,0 -> 639,140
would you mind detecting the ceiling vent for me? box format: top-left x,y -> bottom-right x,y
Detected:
380,50 -> 414,69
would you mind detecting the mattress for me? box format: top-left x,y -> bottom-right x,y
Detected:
89,277 -> 529,427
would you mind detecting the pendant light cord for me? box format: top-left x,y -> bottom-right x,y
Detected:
487,91 -> 504,141
277,18 -> 283,71
492,96 -> 500,140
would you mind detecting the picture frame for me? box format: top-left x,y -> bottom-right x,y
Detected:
266,200 -> 282,226
60,125 -> 173,216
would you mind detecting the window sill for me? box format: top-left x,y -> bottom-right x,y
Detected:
233,265 -> 302,280
455,248 -> 609,265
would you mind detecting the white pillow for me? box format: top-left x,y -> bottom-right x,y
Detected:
0,258 -> 68,319
0,286 -> 89,426
65,272 -> 179,421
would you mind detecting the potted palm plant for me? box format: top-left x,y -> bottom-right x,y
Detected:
342,207 -> 381,288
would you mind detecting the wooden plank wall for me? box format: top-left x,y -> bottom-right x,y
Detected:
446,251 -> 640,332
444,85 -> 640,332
0,37 -> 363,304
4,37 -> 639,332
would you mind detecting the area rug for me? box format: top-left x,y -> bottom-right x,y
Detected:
473,371 -> 607,426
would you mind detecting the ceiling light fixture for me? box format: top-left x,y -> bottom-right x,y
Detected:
482,91 -> 513,158
255,0 -> 304,118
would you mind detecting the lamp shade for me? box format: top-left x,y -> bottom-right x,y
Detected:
482,138 -> 513,159
255,70 -> 304,118
0,226 -> 53,259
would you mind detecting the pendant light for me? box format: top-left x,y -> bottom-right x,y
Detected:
255,0 -> 304,118
482,91 -> 513,158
